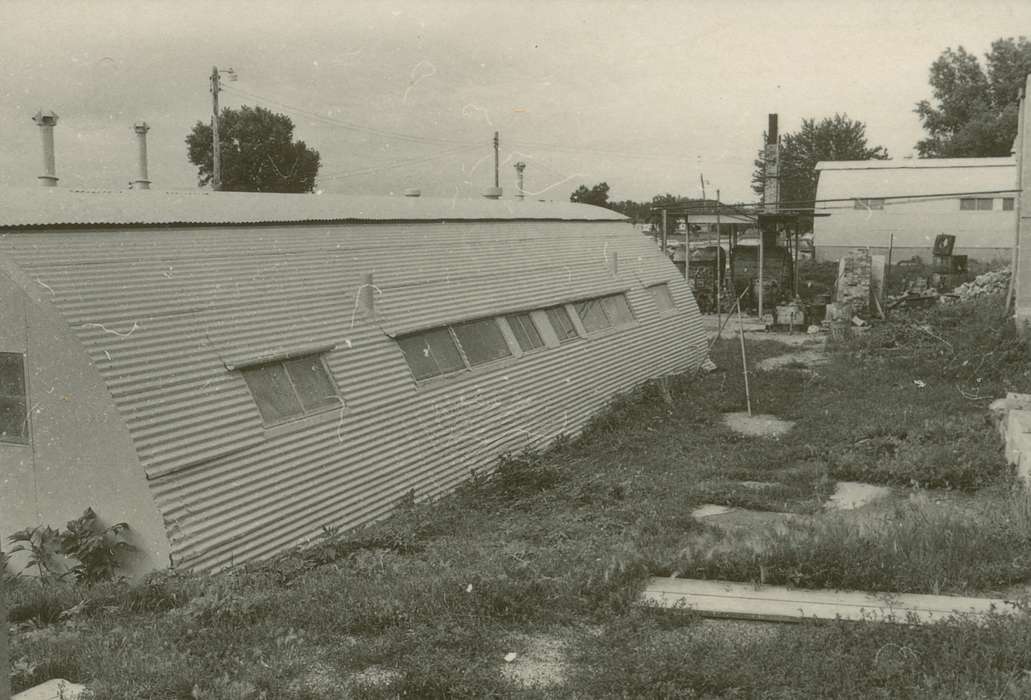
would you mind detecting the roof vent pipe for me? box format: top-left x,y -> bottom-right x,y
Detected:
403,188 -> 421,197
32,110 -> 59,187
514,162 -> 526,200
133,121 -> 151,190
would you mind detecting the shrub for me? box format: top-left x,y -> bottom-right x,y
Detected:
7,508 -> 134,584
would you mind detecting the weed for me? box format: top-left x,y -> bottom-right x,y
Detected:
7,508 -> 135,584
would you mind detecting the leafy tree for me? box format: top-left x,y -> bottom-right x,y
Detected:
570,182 -> 611,207
752,114 -> 888,213
915,37 -> 1031,157
186,105 -> 320,192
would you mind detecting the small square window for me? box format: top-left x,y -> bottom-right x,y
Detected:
545,306 -> 579,343
241,354 -> 340,426
575,298 -> 611,333
398,328 -> 465,380
453,318 -> 512,366
960,198 -> 976,211
977,198 -> 994,211
0,352 -> 28,445
601,294 -> 635,326
853,198 -> 884,210
1003,197 -> 1016,211
507,313 -> 544,352
648,284 -> 677,313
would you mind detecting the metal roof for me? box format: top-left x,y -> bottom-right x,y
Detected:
815,157 -> 1015,171
0,187 -> 626,228
0,217 -> 702,573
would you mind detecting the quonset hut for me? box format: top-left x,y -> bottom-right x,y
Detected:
0,188 -> 705,573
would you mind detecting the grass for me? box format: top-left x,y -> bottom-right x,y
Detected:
4,292 -> 1031,697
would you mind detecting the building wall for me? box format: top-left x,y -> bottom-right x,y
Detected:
1,220 -> 705,572
0,260 -> 169,574
814,160 -> 1017,263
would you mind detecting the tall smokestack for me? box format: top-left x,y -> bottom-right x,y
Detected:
32,110 -> 59,187
133,121 -> 151,190
764,113 -> 780,212
514,162 -> 526,200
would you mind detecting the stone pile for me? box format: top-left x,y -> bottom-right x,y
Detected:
950,268 -> 1010,302
835,248 -> 871,315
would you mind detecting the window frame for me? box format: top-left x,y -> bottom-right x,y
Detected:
573,293 -> 637,335
853,198 -> 884,210
648,283 -> 677,314
451,317 -> 513,367
0,351 -> 29,446
240,352 -> 342,427
960,197 -> 994,211
544,306 -> 580,344
1003,197 -> 1016,211
506,312 -> 545,353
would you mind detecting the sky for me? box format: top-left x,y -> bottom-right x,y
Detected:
2,0 -> 1031,204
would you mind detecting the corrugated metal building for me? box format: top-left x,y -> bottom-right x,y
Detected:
0,188 -> 705,573
813,158 -> 1017,262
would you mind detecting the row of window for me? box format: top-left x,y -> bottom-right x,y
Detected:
1,284 -> 681,437
854,197 -> 1015,211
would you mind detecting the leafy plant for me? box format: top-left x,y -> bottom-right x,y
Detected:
7,508 -> 134,584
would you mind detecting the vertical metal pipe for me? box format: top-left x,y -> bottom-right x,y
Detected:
133,121 -> 151,190
716,191 -> 722,328
32,110 -> 59,186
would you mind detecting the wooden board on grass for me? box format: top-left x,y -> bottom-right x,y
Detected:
641,577 -> 1020,625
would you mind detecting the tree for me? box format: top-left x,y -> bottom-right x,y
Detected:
186,105 -> 321,192
915,37 -> 1031,157
752,114 -> 888,212
569,182 -> 610,207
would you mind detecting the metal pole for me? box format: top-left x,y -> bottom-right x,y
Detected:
758,226 -> 765,320
716,190 -> 722,328
737,296 -> 753,417
1007,88 -> 1026,315
684,209 -> 690,286
493,131 -> 500,189
210,66 -> 222,191
661,209 -> 668,256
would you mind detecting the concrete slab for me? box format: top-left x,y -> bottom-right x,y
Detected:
641,578 -> 1020,625
825,482 -> 893,511
13,679 -> 89,700
723,412 -> 794,438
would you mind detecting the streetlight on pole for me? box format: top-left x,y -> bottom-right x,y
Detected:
209,66 -> 237,191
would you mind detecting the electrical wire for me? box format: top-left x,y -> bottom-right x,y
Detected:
222,84 -> 483,148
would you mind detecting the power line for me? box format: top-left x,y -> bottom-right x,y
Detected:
222,84 -> 483,148
318,144 -> 483,180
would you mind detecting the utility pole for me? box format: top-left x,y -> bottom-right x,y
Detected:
210,66 -> 222,191
493,131 -> 500,189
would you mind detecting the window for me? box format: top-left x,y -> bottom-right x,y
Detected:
1004,197 -> 1016,211
0,352 -> 28,444
960,197 -> 993,211
241,353 -> 340,426
648,283 -> 677,313
574,293 -> 636,333
853,198 -> 884,210
575,298 -> 610,333
545,306 -> 579,343
506,313 -> 544,352
398,328 -> 465,380
399,318 -> 512,382
452,318 -> 512,366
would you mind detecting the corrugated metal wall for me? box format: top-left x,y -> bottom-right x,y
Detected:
0,220 -> 706,572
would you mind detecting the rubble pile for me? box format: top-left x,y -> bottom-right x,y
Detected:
950,268 -> 1011,302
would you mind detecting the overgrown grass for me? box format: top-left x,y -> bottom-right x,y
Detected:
4,294 -> 1031,697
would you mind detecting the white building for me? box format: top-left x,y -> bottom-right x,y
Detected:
813,158 -> 1017,263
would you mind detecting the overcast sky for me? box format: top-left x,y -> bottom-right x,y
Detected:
3,0 -> 1031,203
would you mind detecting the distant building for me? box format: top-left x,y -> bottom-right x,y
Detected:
813,158 -> 1017,263
0,188 -> 705,574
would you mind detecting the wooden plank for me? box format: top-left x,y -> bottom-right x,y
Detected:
641,578 -> 1020,625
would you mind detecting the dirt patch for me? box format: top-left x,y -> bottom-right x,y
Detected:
723,412 -> 794,437
756,349 -> 829,371
692,504 -> 734,519
825,481 -> 893,511
500,633 -> 568,689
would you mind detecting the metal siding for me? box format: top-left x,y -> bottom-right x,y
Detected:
0,219 -> 704,572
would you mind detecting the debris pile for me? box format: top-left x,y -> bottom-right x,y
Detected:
949,268 -> 1010,302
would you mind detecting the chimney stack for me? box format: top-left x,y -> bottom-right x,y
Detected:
514,162 -> 526,200
32,110 -> 59,187
133,121 -> 151,190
